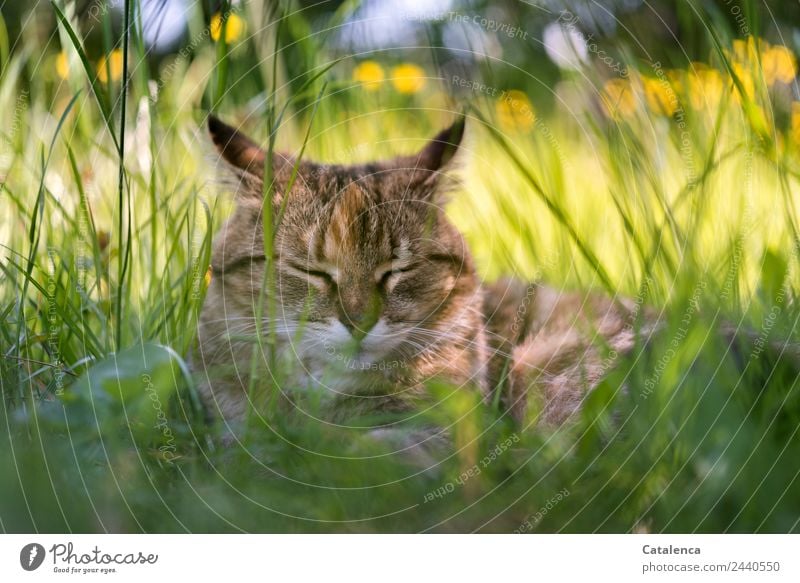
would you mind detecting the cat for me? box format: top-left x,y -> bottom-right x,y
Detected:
193,115 -> 644,437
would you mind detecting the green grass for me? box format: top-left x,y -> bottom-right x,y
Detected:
1,0 -> 800,532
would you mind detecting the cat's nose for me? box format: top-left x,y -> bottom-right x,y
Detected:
337,289 -> 383,340
338,314 -> 378,340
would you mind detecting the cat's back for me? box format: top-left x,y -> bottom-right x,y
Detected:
483,279 -> 644,424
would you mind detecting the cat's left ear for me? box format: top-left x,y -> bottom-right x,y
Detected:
410,115 -> 466,185
208,115 -> 267,177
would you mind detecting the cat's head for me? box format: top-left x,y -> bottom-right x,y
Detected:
206,115 -> 480,373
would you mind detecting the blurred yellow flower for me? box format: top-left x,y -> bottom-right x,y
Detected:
724,42 -> 773,138
730,62 -> 755,103
732,37 -> 759,63
391,63 -> 427,94
352,61 -> 385,91
56,51 -> 69,80
761,44 -> 796,86
666,70 -> 684,94
496,89 -> 535,131
728,37 -> 797,90
687,65 -> 723,110
791,102 -> 800,147
204,267 -> 212,288
642,76 -> 677,116
601,78 -> 637,119
210,12 -> 245,43
97,49 -> 124,83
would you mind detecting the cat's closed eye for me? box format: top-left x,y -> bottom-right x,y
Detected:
212,254 -> 266,276
375,263 -> 416,291
283,262 -> 337,287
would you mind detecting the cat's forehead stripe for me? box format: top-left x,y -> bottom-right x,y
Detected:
320,183 -> 389,261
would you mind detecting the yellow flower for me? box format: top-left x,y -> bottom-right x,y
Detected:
210,12 -> 245,43
352,61 -> 385,91
666,70 -> 684,94
56,51 -> 69,80
97,49 -> 124,83
495,89 -> 535,131
730,61 -> 755,103
725,38 -> 759,103
761,44 -> 796,86
642,76 -> 677,116
732,37 -> 759,63
728,37 -> 797,90
791,102 -> 800,147
686,65 -> 723,110
601,78 -> 637,119
204,268 -> 212,288
391,63 -> 427,94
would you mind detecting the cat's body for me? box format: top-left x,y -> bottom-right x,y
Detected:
483,279 -> 643,425
193,116 -> 643,434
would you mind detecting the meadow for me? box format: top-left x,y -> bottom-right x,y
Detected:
1,0 -> 800,532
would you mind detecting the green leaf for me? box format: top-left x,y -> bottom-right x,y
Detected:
760,249 -> 787,305
41,343 -> 190,442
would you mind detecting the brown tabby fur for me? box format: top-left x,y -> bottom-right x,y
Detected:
193,116 -> 645,434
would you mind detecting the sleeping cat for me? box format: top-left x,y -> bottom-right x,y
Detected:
193,115 -> 642,433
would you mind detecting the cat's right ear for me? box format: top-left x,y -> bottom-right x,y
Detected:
208,115 -> 266,178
